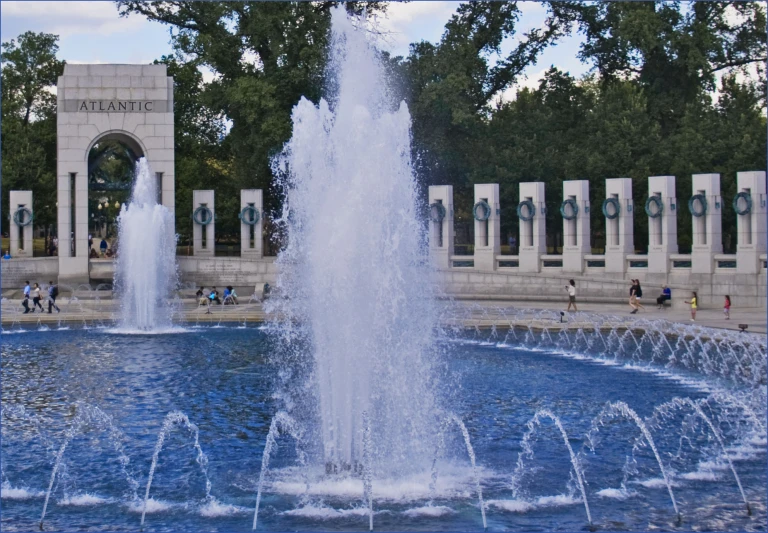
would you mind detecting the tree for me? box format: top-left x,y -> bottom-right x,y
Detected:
1,32 -> 64,239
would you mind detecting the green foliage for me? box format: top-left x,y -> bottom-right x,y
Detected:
1,31 -> 64,235
2,2 -> 765,257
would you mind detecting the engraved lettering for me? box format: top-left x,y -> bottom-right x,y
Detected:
145,101 -> 153,111
79,101 -> 88,111
118,102 -> 127,111
107,102 -> 116,111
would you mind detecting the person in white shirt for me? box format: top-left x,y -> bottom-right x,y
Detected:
565,279 -> 578,312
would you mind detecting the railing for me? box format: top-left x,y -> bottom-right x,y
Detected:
450,255 -> 474,268
540,254 -> 563,269
495,255 -> 519,269
714,254 -> 737,270
584,254 -> 606,269
626,254 -> 648,269
670,254 -> 692,270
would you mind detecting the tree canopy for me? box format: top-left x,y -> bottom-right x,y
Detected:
2,2 -> 765,254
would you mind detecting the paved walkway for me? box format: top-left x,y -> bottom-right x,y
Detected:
456,299 -> 767,334
1,297 -> 765,335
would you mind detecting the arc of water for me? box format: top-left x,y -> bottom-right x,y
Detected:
362,411 -> 373,531
664,398 -> 751,515
514,410 -> 592,526
447,414 -> 487,529
141,411 -> 211,530
252,412 -> 302,531
596,401 -> 680,521
40,403 -> 136,530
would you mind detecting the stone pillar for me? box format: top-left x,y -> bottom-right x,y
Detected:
57,164 -> 89,284
473,184 -> 500,271
240,189 -> 263,259
735,171 -> 767,274
9,191 -> 33,258
518,182 -> 545,273
562,180 -> 590,272
647,175 -> 678,274
604,178 -> 634,273
428,185 -> 454,270
193,190 -> 215,257
691,173 -> 722,274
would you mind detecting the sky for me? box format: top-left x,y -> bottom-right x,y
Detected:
0,1 -> 589,97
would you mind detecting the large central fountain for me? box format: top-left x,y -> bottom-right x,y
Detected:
268,7 -> 441,473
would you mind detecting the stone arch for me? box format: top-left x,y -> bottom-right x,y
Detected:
55,63 -> 175,284
85,130 -> 147,161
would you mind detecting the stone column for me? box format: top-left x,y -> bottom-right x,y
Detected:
691,173 -> 722,274
473,184 -> 500,271
562,180 -> 590,272
57,163 -> 89,284
240,189 -> 263,259
735,171 -> 767,274
604,178 -> 634,273
647,175 -> 678,274
428,185 -> 454,270
518,182 -> 545,272
9,191 -> 33,258
193,190 -> 215,257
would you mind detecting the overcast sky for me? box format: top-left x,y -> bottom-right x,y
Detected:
1,1 -> 589,98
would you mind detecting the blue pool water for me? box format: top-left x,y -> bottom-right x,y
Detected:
1,325 -> 765,531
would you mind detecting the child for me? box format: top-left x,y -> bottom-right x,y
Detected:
723,295 -> 731,320
685,291 -> 698,321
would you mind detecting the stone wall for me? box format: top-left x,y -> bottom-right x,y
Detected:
1,258 -> 59,290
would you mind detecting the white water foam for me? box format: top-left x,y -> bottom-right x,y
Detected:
596,487 -> 637,500
58,493 -> 111,506
126,498 -> 173,514
634,477 -> 680,489
1,483 -> 44,500
283,505 -> 370,519
678,470 -> 722,481
402,505 -> 456,518
199,499 -> 249,517
486,495 -> 580,514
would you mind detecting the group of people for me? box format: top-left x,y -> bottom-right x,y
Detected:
196,286 -> 239,308
88,235 -> 114,258
21,280 -> 60,314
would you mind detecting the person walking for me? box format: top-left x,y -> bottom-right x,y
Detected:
88,234 -> 93,251
634,281 -> 646,312
685,292 -> 698,321
723,295 -> 731,320
22,280 -> 31,313
31,283 -> 44,312
629,279 -> 638,314
565,279 -> 578,312
47,281 -> 60,313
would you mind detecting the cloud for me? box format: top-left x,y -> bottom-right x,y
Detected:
372,1 -> 457,55
1,1 -> 147,37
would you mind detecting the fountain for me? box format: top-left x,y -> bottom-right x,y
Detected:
0,8 -> 766,533
267,7 -> 441,473
113,157 -> 178,332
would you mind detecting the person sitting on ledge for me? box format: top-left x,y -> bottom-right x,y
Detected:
196,286 -> 206,306
209,287 -> 222,305
223,286 -> 238,305
89,248 -> 99,259
2,250 -> 11,260
656,285 -> 671,308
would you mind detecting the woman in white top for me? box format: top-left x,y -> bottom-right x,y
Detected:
565,279 -> 578,312
31,283 -> 44,312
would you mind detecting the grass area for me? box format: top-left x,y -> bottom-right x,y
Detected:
1,237 -> 51,257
